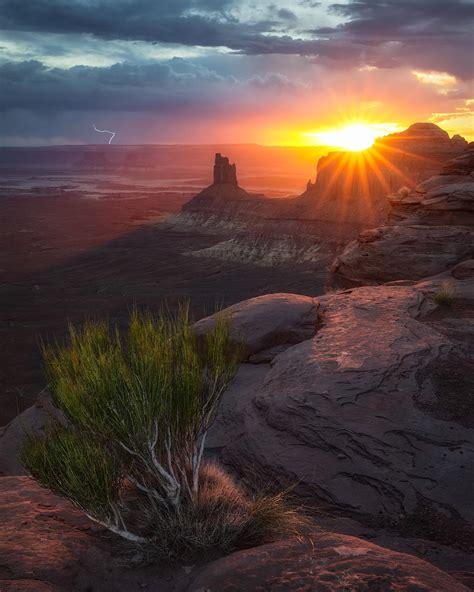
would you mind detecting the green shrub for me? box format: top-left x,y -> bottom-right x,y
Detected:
434,281 -> 455,307
23,306 -> 305,555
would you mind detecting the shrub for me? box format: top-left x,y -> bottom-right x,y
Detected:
23,306 -> 305,555
434,281 -> 455,306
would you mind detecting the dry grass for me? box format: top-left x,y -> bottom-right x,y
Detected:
434,281 -> 455,307
128,462 -> 309,559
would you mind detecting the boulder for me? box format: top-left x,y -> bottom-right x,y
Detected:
205,272 -> 474,543
0,392 -> 64,477
189,533 -> 469,592
330,225 -> 473,287
195,293 -> 319,360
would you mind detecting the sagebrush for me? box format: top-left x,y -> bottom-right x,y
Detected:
23,306 -> 305,555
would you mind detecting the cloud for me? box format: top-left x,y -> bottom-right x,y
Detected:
0,59 -> 229,112
0,0 -> 267,48
0,0 -> 471,80
0,57 -> 312,115
0,0 -> 472,144
308,0 -> 474,79
277,8 -> 297,20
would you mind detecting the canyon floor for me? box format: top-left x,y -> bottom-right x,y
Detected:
0,170 -> 323,425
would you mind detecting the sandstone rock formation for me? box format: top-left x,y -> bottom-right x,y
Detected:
1,477 -> 469,591
204,262 -> 474,547
292,122 -> 468,231
377,122 -> 468,157
170,124 -> 468,267
189,533 -> 469,592
0,476 -> 192,592
330,144 -> 474,287
180,152 -> 266,218
195,292 -> 319,360
213,152 -> 237,185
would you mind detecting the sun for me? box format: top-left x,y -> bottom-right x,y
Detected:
304,122 -> 401,152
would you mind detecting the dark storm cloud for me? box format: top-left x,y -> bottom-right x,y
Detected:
328,0 -> 474,28
277,9 -> 297,20
309,0 -> 474,78
0,59 -> 230,112
0,0 -> 472,78
0,0 -> 269,47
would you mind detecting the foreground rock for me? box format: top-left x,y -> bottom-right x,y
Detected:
195,292 -> 319,360
0,391 -> 64,476
206,263 -> 474,547
0,476 -> 190,592
0,477 -> 468,592
331,144 -> 474,288
189,533 -> 469,592
4,266 -> 473,543
169,124 -> 467,268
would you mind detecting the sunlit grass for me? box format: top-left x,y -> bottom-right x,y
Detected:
23,306 -> 306,556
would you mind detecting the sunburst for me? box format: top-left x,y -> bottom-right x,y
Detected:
305,122 -> 401,152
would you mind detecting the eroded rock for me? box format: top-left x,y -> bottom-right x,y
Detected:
189,533 -> 469,592
204,273 -> 474,543
195,293 -> 319,360
1,477 -> 468,591
330,145 -> 474,288
171,124 -> 468,267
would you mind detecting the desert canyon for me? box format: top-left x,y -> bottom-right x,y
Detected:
1,122 -> 473,591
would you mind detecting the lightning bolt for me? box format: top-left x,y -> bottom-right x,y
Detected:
93,124 -> 116,145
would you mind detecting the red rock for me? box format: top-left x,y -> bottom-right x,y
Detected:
203,279 -> 474,534
188,533 -> 469,591
0,477 -> 468,592
170,124 -> 468,269
0,476 -> 188,592
330,144 -> 474,288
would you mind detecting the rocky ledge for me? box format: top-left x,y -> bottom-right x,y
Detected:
0,476 -> 470,591
330,143 -> 474,288
200,261 -> 474,556
1,263 -> 473,588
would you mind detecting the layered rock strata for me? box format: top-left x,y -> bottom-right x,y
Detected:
170,124 -> 468,267
330,144 -> 474,287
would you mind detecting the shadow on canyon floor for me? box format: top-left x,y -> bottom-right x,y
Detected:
0,221 -> 326,424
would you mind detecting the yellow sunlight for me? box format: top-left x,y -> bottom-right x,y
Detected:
305,122 -> 401,151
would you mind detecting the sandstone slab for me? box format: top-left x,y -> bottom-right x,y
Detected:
189,533 -> 468,592
204,279 -> 474,543
1,477 -> 468,592
0,477 -> 189,592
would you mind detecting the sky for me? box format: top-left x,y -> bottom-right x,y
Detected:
0,0 -> 473,146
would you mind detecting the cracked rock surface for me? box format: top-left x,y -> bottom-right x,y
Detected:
0,477 -> 469,592
206,267 -> 474,546
188,533 -> 469,592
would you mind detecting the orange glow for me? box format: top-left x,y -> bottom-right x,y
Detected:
304,122 -> 402,151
